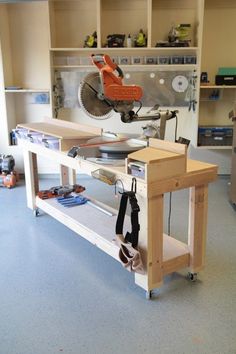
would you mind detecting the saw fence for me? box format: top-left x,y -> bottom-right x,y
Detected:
18,120 -> 218,299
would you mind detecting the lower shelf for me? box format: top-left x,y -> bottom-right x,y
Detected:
36,196 -> 190,275
163,235 -> 190,275
36,196 -> 121,261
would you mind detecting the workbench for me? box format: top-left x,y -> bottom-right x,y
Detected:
19,120 -> 218,299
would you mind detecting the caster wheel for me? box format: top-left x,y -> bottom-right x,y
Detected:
146,290 -> 152,300
188,272 -> 198,282
33,208 -> 39,217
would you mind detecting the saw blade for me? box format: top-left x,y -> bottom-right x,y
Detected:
78,72 -> 113,120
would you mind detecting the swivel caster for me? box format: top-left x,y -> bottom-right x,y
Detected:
188,272 -> 198,282
146,290 -> 152,300
33,208 -> 40,217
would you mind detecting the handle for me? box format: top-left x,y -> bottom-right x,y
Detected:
91,54 -> 124,78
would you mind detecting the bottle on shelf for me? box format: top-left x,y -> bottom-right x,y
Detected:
127,34 -> 132,48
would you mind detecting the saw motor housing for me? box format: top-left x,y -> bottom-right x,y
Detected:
91,54 -> 143,102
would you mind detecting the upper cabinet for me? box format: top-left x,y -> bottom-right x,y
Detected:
100,0 -> 148,48
198,0 -> 236,149
49,0 -> 99,49
48,0 -> 203,75
201,0 -> 236,83
1,2 -> 50,89
151,0 -> 201,48
0,2 -> 51,146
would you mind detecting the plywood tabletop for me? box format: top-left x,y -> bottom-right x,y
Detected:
17,122 -> 99,139
128,147 -> 182,163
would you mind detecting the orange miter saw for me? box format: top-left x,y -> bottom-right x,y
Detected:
78,54 -> 178,135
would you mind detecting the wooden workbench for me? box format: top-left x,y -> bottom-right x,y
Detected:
19,122 -> 218,298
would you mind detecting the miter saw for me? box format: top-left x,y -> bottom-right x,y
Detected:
78,54 -> 178,140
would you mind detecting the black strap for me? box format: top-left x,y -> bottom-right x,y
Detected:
115,190 -> 140,248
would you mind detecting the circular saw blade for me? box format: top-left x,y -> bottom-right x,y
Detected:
78,72 -> 113,120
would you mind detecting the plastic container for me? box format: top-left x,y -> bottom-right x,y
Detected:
54,56 -> 67,65
170,56 -> 184,65
158,56 -> 170,65
145,56 -> 157,65
118,56 -> 131,65
131,56 -> 144,65
27,132 -> 43,144
42,137 -> 60,150
67,56 -> 80,65
184,55 -> 197,64
14,128 -> 28,140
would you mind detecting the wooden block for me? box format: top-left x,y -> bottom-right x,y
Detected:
149,138 -> 187,155
127,144 -> 187,182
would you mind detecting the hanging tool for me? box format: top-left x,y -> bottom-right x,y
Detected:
188,71 -> 197,112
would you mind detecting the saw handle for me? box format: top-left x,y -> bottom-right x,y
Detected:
91,54 -> 124,78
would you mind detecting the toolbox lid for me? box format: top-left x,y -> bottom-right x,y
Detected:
128,146 -> 182,164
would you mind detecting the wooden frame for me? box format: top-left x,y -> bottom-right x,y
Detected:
20,127 -> 218,297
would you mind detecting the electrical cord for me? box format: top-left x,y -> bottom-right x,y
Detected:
167,191 -> 172,236
174,114 -> 178,141
135,100 -> 142,115
167,114 -> 178,236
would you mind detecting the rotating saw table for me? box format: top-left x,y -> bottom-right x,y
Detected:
18,120 -> 218,298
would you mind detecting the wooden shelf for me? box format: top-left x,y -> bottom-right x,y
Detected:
53,65 -> 93,69
50,47 -> 198,52
36,196 -> 121,261
36,196 -> 191,277
200,85 -> 236,89
5,89 -> 50,93
197,145 -> 232,150
52,64 -> 197,70
163,235 -> 190,276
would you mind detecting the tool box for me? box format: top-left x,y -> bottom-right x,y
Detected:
198,126 -> 233,146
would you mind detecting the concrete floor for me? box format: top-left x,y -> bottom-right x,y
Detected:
0,175 -> 235,354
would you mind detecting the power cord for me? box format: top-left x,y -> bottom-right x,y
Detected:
167,115 -> 178,236
167,191 -> 172,236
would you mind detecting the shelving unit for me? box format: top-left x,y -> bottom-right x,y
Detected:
1,0 -> 233,170
0,0 -> 205,155
198,0 -> 236,149
0,2 -> 51,146
48,1 -> 201,110
5,89 -> 50,93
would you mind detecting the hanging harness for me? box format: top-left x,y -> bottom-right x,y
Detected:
115,190 -> 140,248
115,178 -> 144,274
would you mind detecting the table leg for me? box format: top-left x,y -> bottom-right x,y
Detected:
188,184 -> 208,272
60,166 -> 77,185
135,194 -> 164,291
23,149 -> 39,210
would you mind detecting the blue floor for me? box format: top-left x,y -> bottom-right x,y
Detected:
0,175 -> 235,354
